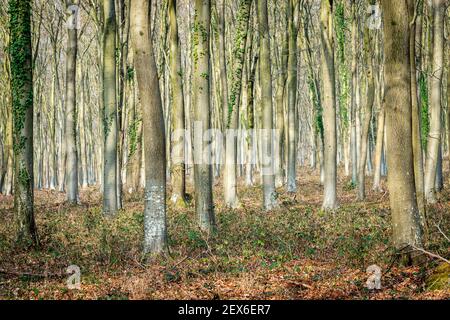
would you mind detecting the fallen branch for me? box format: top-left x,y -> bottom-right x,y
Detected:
411,246 -> 450,265
0,268 -> 64,279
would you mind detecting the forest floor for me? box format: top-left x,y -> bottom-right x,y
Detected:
0,168 -> 449,300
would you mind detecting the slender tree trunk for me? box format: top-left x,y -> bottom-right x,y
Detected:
2,80 -> 13,195
9,0 -> 38,246
131,0 -> 167,255
223,0 -> 252,208
350,1 -> 358,186
168,0 -> 187,207
287,0 -> 298,193
424,0 -> 445,203
65,2 -> 79,204
320,0 -> 338,210
103,0 -> 118,215
409,0 -> 426,232
275,13 -> 288,189
447,36 -> 450,166
257,0 -> 278,210
372,104 -> 385,192
381,0 -> 423,264
358,23 -> 375,201
192,0 -> 215,233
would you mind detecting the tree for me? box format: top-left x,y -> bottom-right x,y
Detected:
424,0 -> 445,204
319,0 -> 338,210
358,5 -> 375,201
409,0 -> 426,232
224,0 -> 253,208
381,0 -> 423,264
192,0 -> 215,233
130,0 -> 167,254
257,0 -> 278,210
350,0 -> 358,186
103,0 -> 118,215
9,0 -> 38,245
168,0 -> 187,207
65,1 -> 79,204
286,0 -> 298,193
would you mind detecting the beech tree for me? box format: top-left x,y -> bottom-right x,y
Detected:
130,0 -> 167,254
381,0 -> 423,264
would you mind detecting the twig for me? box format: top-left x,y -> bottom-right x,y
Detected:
435,224 -> 450,243
411,245 -> 450,265
0,268 -> 64,279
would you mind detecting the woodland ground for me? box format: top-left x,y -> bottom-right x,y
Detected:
0,168 -> 449,300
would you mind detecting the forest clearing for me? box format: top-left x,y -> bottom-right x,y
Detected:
0,0 -> 449,302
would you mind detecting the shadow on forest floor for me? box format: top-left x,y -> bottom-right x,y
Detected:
0,168 -> 449,300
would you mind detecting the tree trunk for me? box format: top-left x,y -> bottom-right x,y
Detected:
65,2 -> 79,204
192,0 -> 215,233
168,0 -> 187,207
372,104 -> 385,192
9,0 -> 38,246
409,0 -> 426,233
287,0 -> 298,193
424,0 -> 445,204
103,0 -> 118,215
358,21 -> 375,201
131,0 -> 167,255
257,0 -> 278,210
381,0 -> 423,264
350,1 -> 358,186
223,0 -> 252,208
320,0 -> 338,210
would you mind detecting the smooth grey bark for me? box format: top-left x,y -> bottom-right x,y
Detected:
424,0 -> 445,203
350,0 -> 358,186
381,0 -> 423,264
287,0 -> 298,193
257,0 -> 278,210
103,0 -> 118,215
65,2 -> 79,204
192,0 -> 215,233
223,0 -> 252,208
409,0 -> 426,233
168,0 -> 187,207
131,0 -> 167,254
358,24 -> 375,201
320,0 -> 338,210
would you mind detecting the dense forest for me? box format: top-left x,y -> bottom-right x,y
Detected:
0,0 -> 449,300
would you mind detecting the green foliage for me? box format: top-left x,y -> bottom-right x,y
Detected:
126,66 -> 134,81
308,77 -> 324,139
419,72 -> 429,149
127,117 -> 142,158
226,0 -> 252,128
8,0 -> 33,156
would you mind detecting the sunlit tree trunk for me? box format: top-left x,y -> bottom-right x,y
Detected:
381,0 -> 423,264
409,0 -> 426,232
287,0 -> 298,193
350,0 -> 358,186
192,0 -> 215,232
131,0 -> 167,254
320,0 -> 338,210
65,2 -> 79,204
103,0 -> 118,215
168,0 -> 187,207
257,0 -> 278,210
223,0 -> 252,208
424,0 -> 445,204
358,18 -> 375,201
